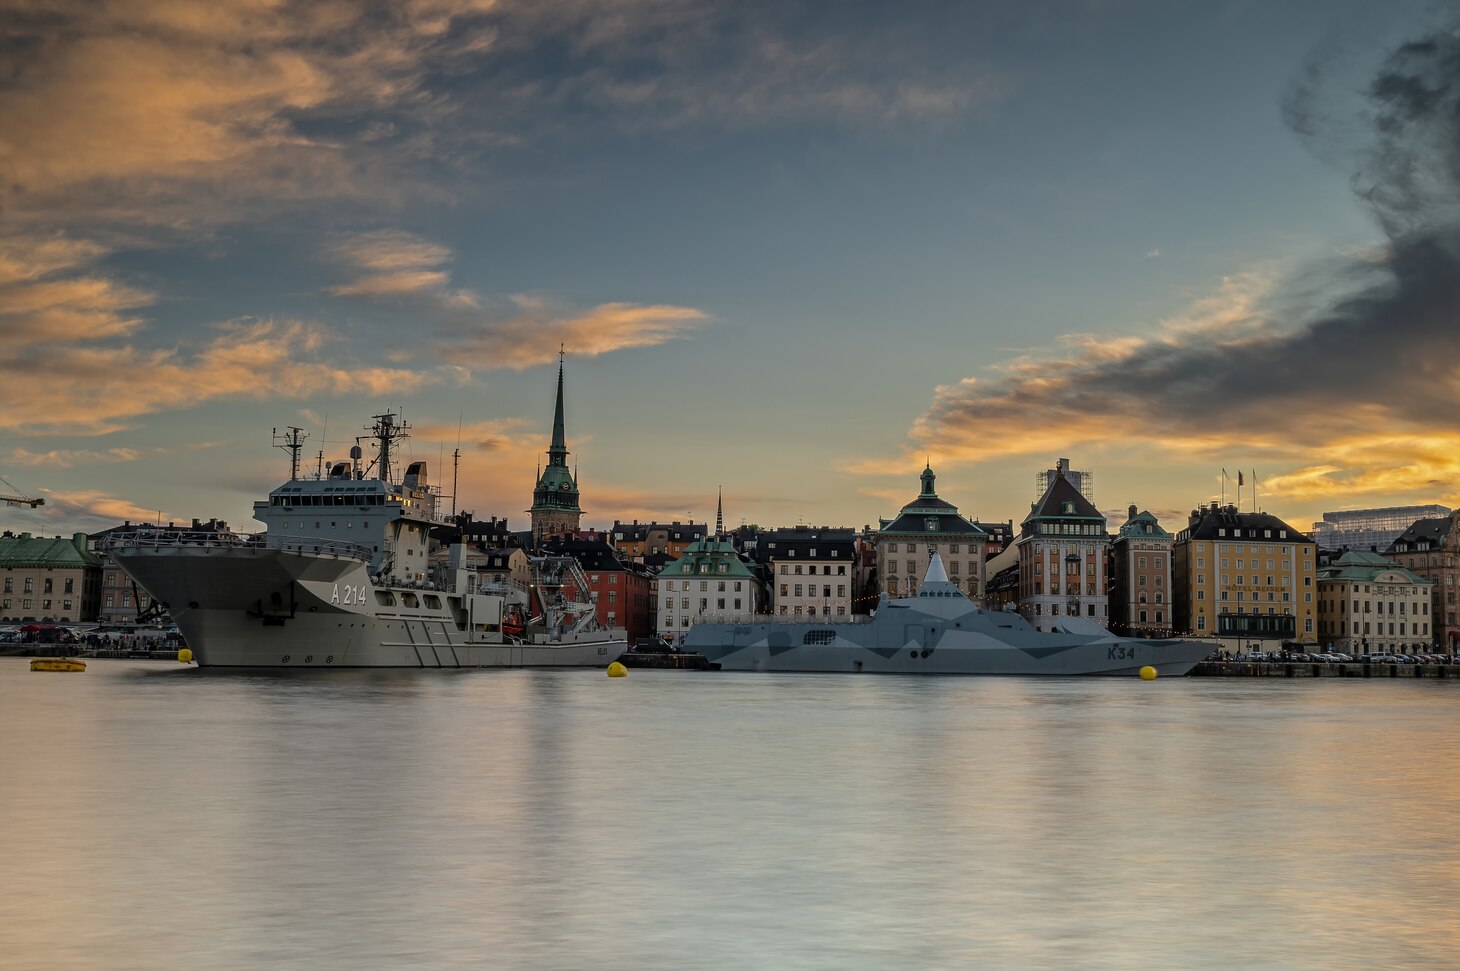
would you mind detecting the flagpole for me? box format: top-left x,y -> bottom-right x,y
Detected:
1222,468 -> 1227,507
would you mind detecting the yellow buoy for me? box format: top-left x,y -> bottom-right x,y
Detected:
606,661 -> 628,678
31,657 -> 86,672
177,648 -> 193,664
1139,665 -> 1158,681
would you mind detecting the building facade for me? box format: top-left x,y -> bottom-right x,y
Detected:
755,528 -> 857,618
655,536 -> 759,638
876,465 -> 988,601
1316,551 -> 1432,654
1172,503 -> 1317,646
1110,505 -> 1173,637
542,537 -> 656,644
1016,467 -> 1110,630
0,531 -> 102,623
610,520 -> 707,562
1384,510 -> 1460,650
528,356 -> 583,546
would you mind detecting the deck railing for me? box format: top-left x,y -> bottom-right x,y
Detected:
105,530 -> 373,562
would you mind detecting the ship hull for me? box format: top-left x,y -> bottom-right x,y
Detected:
685,622 -> 1210,676
113,546 -> 623,669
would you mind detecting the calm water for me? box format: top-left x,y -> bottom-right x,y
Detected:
2,659 -> 1458,970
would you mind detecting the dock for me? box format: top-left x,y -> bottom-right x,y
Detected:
1191,660 -> 1460,678
615,651 -> 719,670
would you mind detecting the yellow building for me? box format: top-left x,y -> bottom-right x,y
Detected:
1172,503 -> 1317,646
0,531 -> 102,623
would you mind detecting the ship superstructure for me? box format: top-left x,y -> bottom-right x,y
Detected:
108,415 -> 625,668
684,554 -> 1210,676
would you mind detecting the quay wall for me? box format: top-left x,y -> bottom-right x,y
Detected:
1192,661 -> 1460,679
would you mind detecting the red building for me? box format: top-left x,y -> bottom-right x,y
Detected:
541,538 -> 656,644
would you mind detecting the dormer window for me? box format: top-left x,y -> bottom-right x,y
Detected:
1062,501 -> 1074,514
925,518 -> 938,531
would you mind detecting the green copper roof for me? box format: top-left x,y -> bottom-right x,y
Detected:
0,533 -> 101,569
1317,549 -> 1429,585
658,536 -> 757,578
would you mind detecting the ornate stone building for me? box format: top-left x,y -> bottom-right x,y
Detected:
875,465 -> 988,601
528,355 -> 583,546
1317,550 -> 1432,655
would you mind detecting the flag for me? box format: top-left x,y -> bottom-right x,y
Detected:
1238,470 -> 1244,486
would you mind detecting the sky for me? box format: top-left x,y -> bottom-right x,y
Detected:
3,0 -> 1460,539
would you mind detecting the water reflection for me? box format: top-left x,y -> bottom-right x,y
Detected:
1,660 -> 1457,969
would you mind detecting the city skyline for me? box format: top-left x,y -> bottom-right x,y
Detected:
3,1 -> 1459,537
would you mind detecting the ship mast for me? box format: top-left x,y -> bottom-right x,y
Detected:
272,426 -> 308,481
364,412 -> 410,484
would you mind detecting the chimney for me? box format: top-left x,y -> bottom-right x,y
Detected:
1128,504 -> 1137,520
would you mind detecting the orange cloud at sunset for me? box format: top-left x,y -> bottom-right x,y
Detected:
0,317 -> 450,437
442,298 -> 709,370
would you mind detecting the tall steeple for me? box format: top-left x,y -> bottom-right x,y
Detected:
549,347 -> 568,467
715,486 -> 724,538
529,347 -> 583,546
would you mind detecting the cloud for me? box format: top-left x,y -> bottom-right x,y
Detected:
0,313 -> 451,436
0,0 -> 504,226
6,447 -> 167,469
326,229 -> 710,366
857,25 -> 1460,511
442,298 -> 709,369
34,489 -> 169,530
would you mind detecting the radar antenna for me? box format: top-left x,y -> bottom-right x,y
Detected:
272,426 -> 308,481
362,413 -> 411,483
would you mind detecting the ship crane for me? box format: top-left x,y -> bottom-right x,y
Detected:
0,473 -> 44,508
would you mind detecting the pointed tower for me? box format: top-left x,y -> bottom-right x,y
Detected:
715,486 -> 724,539
529,350 -> 584,546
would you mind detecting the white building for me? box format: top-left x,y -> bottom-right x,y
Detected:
655,536 -> 759,638
757,528 -> 857,618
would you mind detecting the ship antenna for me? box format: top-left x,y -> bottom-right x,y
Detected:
451,412 -> 462,518
272,426 -> 308,481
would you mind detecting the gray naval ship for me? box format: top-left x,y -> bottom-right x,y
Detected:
107,415 -> 625,669
684,555 -> 1211,676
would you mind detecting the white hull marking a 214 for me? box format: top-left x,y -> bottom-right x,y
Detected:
331,583 -> 369,606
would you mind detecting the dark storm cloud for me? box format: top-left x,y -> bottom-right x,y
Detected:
889,22 -> 1460,502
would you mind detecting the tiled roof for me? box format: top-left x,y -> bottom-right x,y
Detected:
1026,473 -> 1103,524
1181,506 -> 1311,543
1386,516 -> 1454,553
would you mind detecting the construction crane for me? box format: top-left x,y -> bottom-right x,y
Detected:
1,473 -> 44,508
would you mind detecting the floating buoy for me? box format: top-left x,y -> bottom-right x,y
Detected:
1139,665 -> 1158,681
177,648 -> 193,664
31,657 -> 86,672
606,661 -> 628,678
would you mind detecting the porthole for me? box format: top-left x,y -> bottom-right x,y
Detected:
305,655 -> 314,663
326,655 -> 334,664
281,655 -> 291,663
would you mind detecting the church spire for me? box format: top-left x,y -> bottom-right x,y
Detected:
529,347 -> 583,546
549,345 -> 568,466
716,486 -> 724,538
